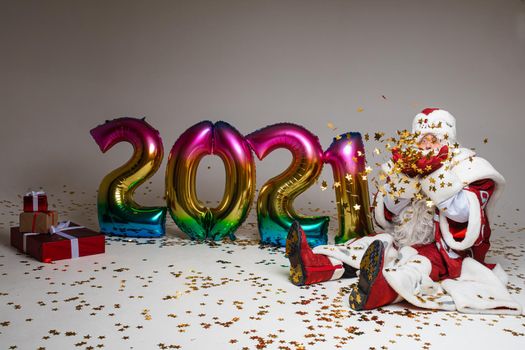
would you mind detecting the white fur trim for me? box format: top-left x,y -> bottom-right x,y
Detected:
412,109 -> 457,144
450,147 -> 476,162
441,258 -> 522,315
450,154 -> 505,223
420,163 -> 464,205
313,244 -> 361,269
373,192 -> 394,231
397,246 -> 419,263
421,150 -> 504,224
383,250 -> 456,311
491,264 -> 509,286
313,234 -> 395,270
381,161 -> 419,199
439,190 -> 481,251
327,257 -> 345,280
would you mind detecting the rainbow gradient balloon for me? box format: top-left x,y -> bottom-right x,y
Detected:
90,117 -> 167,237
246,123 -> 329,247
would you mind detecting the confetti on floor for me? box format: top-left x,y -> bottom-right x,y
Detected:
0,189 -> 524,349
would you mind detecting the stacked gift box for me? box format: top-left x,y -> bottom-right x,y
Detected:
10,191 -> 105,263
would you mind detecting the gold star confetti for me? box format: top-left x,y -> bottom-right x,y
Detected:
0,180 -> 523,350
374,132 -> 384,141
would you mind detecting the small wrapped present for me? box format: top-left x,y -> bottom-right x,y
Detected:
10,221 -> 105,263
19,211 -> 58,233
23,190 -> 48,212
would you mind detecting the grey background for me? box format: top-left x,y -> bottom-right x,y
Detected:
1,0 -> 524,226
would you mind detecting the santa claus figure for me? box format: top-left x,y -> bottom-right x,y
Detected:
286,108 -> 522,315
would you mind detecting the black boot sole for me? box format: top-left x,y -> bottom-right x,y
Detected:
286,222 -> 306,286
348,240 -> 384,310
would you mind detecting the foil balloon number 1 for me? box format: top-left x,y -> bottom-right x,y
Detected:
324,133 -> 374,243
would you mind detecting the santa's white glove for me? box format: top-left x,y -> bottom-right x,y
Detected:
381,160 -> 420,199
420,162 -> 465,206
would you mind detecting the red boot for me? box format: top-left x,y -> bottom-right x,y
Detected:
286,222 -> 345,286
348,240 -> 399,310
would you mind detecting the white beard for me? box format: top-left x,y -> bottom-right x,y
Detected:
391,199 -> 435,247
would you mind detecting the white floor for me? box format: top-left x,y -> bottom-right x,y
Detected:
0,191 -> 524,350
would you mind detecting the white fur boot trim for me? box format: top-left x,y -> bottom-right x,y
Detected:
327,257 -> 345,280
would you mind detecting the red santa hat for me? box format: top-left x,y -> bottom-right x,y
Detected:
411,108 -> 457,145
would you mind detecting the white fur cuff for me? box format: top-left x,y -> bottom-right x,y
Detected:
381,161 -> 420,199
420,165 -> 464,205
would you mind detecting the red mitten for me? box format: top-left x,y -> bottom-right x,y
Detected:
391,145 -> 449,177
415,145 -> 449,176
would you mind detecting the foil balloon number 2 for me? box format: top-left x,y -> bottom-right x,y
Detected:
90,117 -> 167,237
246,123 -> 329,247
91,117 -> 374,245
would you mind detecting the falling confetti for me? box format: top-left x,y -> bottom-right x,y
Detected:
374,132 -> 385,141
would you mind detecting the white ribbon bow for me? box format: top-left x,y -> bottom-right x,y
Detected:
25,190 -> 46,211
25,190 -> 46,196
50,221 -> 85,259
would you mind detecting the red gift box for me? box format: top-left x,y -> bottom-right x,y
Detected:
10,222 -> 105,263
23,191 -> 48,212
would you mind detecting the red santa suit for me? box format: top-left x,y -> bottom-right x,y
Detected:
312,108 -> 522,315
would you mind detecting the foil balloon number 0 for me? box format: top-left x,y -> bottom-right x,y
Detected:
91,118 -> 373,245
165,121 -> 256,241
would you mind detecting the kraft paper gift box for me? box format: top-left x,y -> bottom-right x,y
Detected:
19,211 -> 58,233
